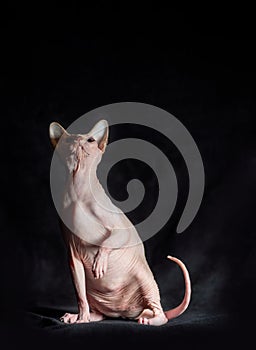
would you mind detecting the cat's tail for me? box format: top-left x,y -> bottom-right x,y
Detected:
164,255 -> 191,320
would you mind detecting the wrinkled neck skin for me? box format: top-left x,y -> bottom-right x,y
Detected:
63,149 -> 102,207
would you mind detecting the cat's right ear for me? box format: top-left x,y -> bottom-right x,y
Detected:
49,122 -> 68,148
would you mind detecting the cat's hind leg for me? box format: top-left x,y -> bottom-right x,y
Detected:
137,309 -> 168,326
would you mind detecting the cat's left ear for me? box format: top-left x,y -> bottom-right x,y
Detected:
49,122 -> 69,148
88,120 -> 109,152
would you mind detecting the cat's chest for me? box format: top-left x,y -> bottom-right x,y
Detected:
62,200 -> 107,244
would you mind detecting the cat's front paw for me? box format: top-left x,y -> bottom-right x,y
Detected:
60,313 -> 79,324
92,248 -> 110,279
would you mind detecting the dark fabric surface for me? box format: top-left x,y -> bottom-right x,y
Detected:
1,4 -> 256,349
23,309 -> 235,348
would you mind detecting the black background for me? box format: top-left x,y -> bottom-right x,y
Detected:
1,3 -> 256,349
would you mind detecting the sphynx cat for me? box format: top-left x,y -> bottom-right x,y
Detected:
49,120 -> 191,326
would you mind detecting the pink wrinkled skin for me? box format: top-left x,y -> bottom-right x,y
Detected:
49,120 -> 191,326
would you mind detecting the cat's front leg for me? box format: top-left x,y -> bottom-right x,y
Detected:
92,246 -> 111,279
60,239 -> 91,323
91,226 -> 112,279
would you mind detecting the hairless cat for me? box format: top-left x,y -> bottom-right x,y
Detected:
49,120 -> 191,326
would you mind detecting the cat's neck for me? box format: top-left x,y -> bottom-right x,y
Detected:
65,163 -> 102,202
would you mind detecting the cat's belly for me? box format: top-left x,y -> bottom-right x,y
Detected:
85,248 -> 146,319
87,282 -> 144,319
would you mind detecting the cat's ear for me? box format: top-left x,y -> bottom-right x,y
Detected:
88,120 -> 109,152
49,122 -> 68,148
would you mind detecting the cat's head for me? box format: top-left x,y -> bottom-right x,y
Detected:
49,120 -> 108,172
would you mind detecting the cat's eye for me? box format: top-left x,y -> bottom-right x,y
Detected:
87,137 -> 95,143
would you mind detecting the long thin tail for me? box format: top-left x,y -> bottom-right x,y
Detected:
164,255 -> 191,320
